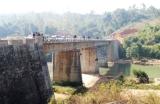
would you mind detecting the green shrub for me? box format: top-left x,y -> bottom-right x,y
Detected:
133,70 -> 149,83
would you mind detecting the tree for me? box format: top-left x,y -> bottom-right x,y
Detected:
126,47 -> 131,58
119,45 -> 126,59
126,43 -> 141,59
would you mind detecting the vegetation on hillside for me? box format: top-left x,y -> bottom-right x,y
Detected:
0,5 -> 160,38
123,24 -> 160,59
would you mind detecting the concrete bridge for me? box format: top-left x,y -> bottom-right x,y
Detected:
0,34 -> 120,85
0,34 -> 120,103
43,38 -> 119,84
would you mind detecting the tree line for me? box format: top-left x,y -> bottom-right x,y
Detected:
0,5 -> 159,38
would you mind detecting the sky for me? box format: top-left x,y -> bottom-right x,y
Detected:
0,0 -> 160,14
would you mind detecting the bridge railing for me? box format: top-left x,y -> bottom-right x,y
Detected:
44,38 -> 113,43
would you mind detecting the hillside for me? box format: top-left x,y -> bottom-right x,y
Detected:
120,19 -> 160,59
112,18 -> 160,43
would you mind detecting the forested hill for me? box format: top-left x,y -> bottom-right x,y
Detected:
0,6 -> 159,38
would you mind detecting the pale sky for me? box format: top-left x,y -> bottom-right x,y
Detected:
0,0 -> 160,14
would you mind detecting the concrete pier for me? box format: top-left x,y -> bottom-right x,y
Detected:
107,40 -> 119,62
53,50 -> 82,84
80,47 -> 98,74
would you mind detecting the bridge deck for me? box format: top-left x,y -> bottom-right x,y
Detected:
43,39 -> 117,52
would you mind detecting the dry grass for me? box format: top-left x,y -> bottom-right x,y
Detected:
48,80 -> 160,104
140,93 -> 160,104
126,92 -> 160,104
67,81 -> 124,104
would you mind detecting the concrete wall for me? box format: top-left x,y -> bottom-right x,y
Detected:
24,38 -> 35,45
0,40 -> 8,46
0,35 -> 42,46
8,39 -> 24,45
0,44 -> 52,104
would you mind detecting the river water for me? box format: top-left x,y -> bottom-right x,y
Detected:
99,63 -> 160,78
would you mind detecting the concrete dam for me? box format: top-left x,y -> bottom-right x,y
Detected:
0,33 -> 120,104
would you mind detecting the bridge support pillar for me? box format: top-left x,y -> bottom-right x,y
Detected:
96,46 -> 108,67
53,50 -> 82,85
80,47 -> 98,74
107,40 -> 119,62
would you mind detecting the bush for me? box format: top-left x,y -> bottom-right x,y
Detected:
133,70 -> 149,83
